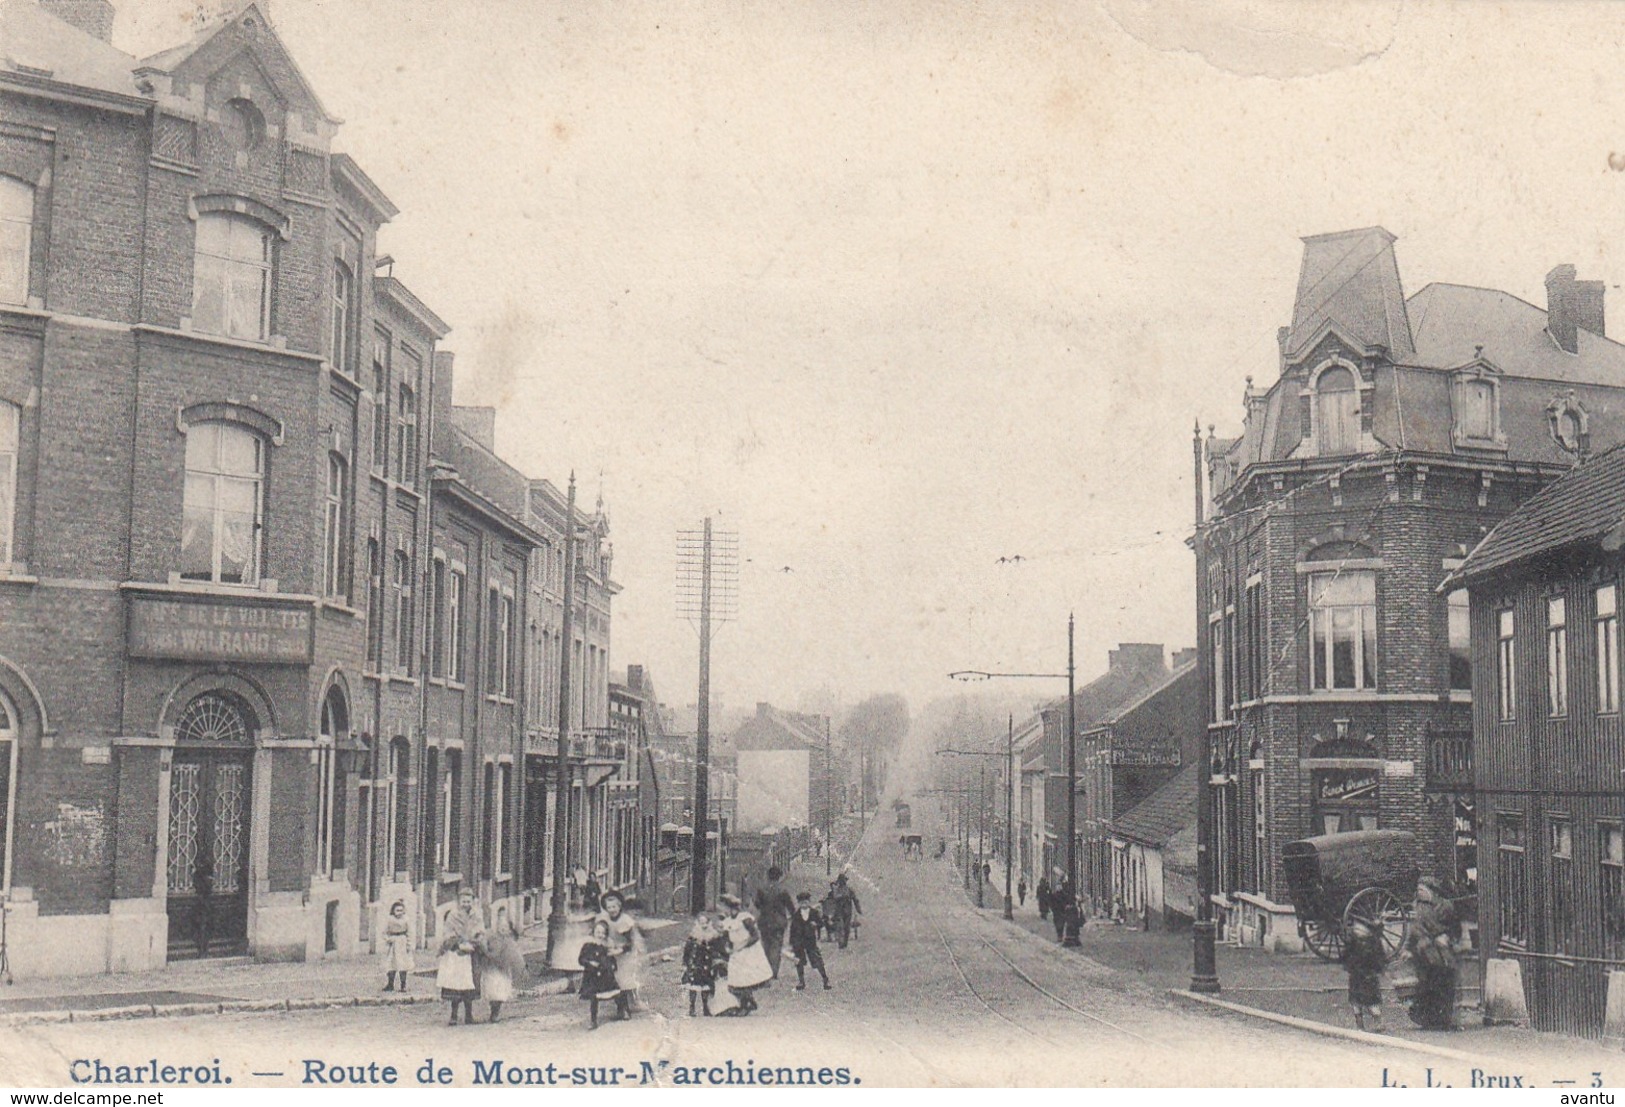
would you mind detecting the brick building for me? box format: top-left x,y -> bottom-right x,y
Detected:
0,1 -> 628,978
1078,651 -> 1198,911
1199,226 -> 1625,951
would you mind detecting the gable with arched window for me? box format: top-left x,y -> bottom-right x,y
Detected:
0,175 -> 34,306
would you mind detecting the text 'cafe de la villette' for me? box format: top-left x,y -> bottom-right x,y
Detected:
0,0 -> 637,979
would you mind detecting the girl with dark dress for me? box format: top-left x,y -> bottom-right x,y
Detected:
578,919 -> 622,1029
680,914 -> 720,1016
1341,916 -> 1386,1031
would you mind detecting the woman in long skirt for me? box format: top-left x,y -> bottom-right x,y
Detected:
718,894 -> 771,1016
436,888 -> 485,1026
596,890 -> 643,1017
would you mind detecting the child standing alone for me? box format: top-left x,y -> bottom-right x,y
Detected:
680,914 -> 719,1016
381,900 -> 413,992
578,919 -> 623,1029
1342,915 -> 1386,1032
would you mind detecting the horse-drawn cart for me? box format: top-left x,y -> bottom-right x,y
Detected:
1280,829 -> 1419,964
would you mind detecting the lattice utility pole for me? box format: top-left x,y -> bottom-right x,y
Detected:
677,519 -> 738,913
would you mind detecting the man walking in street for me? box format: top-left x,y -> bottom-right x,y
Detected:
753,866 -> 796,979
1036,876 -> 1051,921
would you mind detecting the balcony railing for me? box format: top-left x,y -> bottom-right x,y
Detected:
1426,733 -> 1473,789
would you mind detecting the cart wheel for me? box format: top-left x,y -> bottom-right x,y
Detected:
1344,887 -> 1411,965
1300,917 -> 1344,962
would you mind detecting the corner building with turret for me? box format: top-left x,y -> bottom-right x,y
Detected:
1200,227 -> 1625,951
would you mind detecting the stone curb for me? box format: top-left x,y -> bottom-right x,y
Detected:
0,947 -> 652,1028
1169,989 -> 1498,1064
0,974 -> 574,1028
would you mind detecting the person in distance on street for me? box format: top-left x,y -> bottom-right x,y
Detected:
789,892 -> 832,991
1036,877 -> 1051,922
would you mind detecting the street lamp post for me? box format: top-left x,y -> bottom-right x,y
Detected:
1005,714 -> 1014,920
1191,420 -> 1220,993
949,614 -> 1079,944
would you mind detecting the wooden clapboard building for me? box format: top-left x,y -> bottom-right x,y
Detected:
1448,442 -> 1625,1036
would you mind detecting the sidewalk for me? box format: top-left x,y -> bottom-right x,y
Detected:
0,913 -> 686,1027
964,871 -> 1615,1070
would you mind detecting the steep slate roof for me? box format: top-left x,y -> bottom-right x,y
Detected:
732,704 -> 827,752
1286,227 -> 1414,359
1083,659 -> 1196,731
1408,283 -> 1625,385
1449,442 -> 1625,586
0,0 -> 141,98
1211,231 -> 1625,498
1111,763 -> 1197,849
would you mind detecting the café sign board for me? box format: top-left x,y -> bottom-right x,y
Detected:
1107,747 -> 1181,767
128,595 -> 313,664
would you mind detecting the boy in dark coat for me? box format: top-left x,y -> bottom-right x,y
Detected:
1036,877 -> 1051,921
788,892 -> 832,991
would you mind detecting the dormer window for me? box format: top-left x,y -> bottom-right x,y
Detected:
1316,365 -> 1359,454
1452,363 -> 1506,449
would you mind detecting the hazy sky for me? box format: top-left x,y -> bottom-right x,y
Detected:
106,0 -> 1625,715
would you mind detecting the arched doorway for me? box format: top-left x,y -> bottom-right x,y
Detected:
167,690 -> 256,958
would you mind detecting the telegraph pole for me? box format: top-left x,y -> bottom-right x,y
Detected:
1191,419 -> 1220,993
824,716 -> 833,876
691,519 -> 713,915
677,520 -> 738,915
1063,612 -> 1079,947
1004,713 -> 1015,920
977,757 -> 987,909
544,473 -> 578,969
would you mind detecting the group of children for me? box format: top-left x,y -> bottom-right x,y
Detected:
675,889 -> 834,1019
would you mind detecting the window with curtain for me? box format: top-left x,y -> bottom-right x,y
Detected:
1598,584 -> 1619,714
0,176 -> 32,306
193,212 -> 272,340
1308,571 -> 1376,690
331,261 -> 353,374
392,550 -> 412,673
1547,595 -> 1568,717
181,422 -> 263,584
0,401 -> 18,565
323,454 -> 347,599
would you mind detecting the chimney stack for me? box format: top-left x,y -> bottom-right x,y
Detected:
39,0 -> 116,41
1546,264 -> 1607,354
1107,643 -> 1166,673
